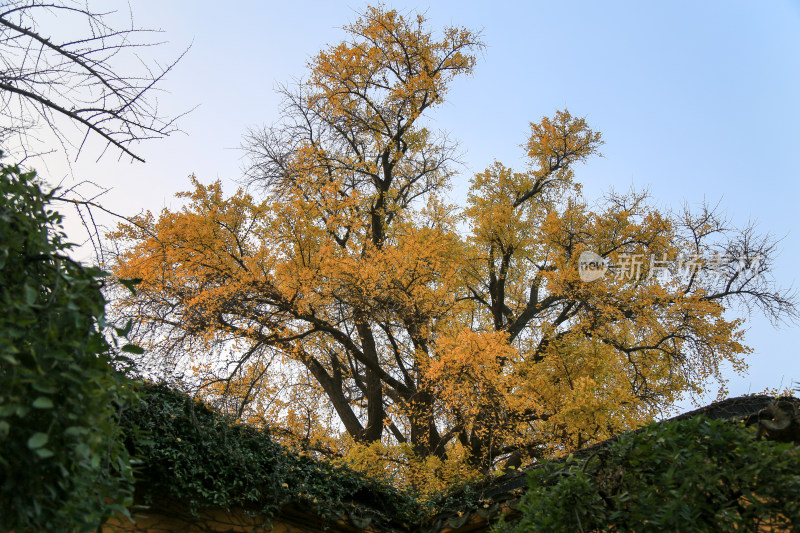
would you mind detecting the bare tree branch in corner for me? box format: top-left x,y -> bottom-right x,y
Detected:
0,0 -> 190,163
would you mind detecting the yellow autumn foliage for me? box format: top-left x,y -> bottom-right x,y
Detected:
107,6 -> 790,492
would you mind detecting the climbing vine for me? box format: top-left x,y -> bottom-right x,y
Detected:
496,415 -> 800,532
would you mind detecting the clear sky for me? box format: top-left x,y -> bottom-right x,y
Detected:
34,1 -> 800,408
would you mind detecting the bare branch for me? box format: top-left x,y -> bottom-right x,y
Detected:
0,0 -> 191,163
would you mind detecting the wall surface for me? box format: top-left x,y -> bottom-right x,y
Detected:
102,507 -> 319,533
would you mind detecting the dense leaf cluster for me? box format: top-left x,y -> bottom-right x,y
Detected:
0,157 -> 137,532
119,381 -> 423,528
497,416 -> 800,532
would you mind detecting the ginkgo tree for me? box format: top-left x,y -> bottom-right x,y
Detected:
108,6 -> 797,490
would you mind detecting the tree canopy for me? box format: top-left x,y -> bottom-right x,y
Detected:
108,6 -> 797,490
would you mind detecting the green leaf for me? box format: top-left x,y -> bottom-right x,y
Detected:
118,278 -> 142,295
30,382 -> 56,394
35,448 -> 54,459
27,432 -> 48,449
121,344 -> 144,355
32,397 -> 54,409
75,442 -> 91,459
0,420 -> 9,437
64,426 -> 89,437
23,284 -> 38,305
114,320 -> 133,337
1,353 -> 19,365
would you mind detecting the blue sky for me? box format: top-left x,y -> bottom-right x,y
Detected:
43,1 -> 800,408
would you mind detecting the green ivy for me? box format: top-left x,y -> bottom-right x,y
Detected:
0,156 -> 139,532
119,381 -> 424,528
496,416 -> 800,532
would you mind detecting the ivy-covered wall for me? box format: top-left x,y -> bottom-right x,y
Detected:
494,414 -> 800,533
109,383 -> 800,533
109,382 -> 423,532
